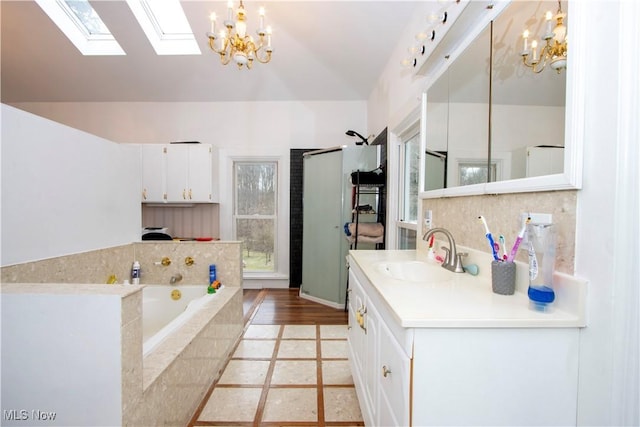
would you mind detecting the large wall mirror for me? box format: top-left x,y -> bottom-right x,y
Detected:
421,0 -> 583,197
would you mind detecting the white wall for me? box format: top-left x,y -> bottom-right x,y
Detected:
573,1 -> 639,425
1,293 -> 123,426
1,105 -> 140,266
7,101 -> 367,281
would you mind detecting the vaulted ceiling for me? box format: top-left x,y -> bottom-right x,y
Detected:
1,1 -> 424,103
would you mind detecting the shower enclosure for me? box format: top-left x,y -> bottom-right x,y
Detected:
301,145 -> 380,307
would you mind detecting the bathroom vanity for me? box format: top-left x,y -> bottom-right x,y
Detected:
347,250 -> 587,426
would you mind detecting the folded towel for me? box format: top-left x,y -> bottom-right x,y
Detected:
346,234 -> 384,244
347,222 -> 384,238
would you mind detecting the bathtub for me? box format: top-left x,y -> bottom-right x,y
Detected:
142,284 -> 221,356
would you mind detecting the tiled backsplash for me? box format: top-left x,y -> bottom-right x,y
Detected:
1,241 -> 242,287
0,244 -> 135,284
421,190 -> 577,274
132,241 -> 242,287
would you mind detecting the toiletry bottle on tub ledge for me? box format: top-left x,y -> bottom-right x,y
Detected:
527,223 -> 556,312
131,261 -> 141,285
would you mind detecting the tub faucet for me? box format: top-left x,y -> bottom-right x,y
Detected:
170,273 -> 183,285
423,228 -> 466,273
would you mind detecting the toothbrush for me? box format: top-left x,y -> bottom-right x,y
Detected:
506,217 -> 531,262
478,216 -> 500,261
499,235 -> 508,260
427,234 -> 435,260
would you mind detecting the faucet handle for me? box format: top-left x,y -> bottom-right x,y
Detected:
454,252 -> 468,273
440,246 -> 450,264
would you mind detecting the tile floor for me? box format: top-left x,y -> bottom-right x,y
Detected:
191,324 -> 364,426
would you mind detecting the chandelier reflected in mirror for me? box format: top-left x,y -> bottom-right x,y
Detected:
521,1 -> 567,74
207,0 -> 273,69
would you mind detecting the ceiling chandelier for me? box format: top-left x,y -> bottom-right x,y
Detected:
521,1 -> 567,74
206,1 -> 273,69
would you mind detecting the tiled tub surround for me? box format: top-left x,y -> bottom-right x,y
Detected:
422,190 -> 577,274
1,241 -> 244,427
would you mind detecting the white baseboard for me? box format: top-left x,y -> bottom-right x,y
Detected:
298,290 -> 344,310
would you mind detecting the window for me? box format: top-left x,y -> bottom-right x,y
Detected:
125,0 -> 200,55
396,126 -> 420,249
35,0 -> 125,55
233,161 -> 277,272
458,161 -> 498,186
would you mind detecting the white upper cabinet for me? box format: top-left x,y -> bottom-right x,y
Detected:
141,144 -> 166,203
141,143 -> 218,204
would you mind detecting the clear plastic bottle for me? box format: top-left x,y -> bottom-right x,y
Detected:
131,261 -> 141,285
527,223 -> 556,311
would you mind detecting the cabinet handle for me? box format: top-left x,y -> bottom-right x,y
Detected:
189,189 -> 192,199
382,365 -> 392,378
182,189 -> 186,200
142,189 -> 147,200
356,306 -> 367,332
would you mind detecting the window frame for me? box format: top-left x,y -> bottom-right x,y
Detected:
232,160 -> 279,273
396,123 -> 421,249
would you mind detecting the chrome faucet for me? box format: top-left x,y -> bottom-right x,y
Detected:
170,273 -> 183,285
423,228 -> 466,273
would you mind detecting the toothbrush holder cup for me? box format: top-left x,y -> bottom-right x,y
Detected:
491,261 -> 516,295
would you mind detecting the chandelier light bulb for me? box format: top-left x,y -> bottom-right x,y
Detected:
545,10 -> 553,36
209,12 -> 216,33
227,0 -> 233,22
266,25 -> 272,49
207,0 -> 273,69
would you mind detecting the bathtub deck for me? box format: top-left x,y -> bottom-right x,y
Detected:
190,289 -> 359,426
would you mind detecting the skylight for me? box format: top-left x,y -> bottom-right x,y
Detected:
35,0 -> 125,55
125,0 -> 201,55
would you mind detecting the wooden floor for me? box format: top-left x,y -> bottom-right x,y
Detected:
243,288 -> 348,325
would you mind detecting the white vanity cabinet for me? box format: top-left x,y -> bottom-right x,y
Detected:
141,143 -> 218,203
348,267 -> 410,426
347,252 -> 581,426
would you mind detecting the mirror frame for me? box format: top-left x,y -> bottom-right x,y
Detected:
419,0 -> 584,199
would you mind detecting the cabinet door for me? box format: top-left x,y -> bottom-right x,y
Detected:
378,318 -> 411,427
527,146 -> 564,177
141,144 -> 166,202
347,269 -> 374,426
165,145 -> 189,202
186,144 -> 213,202
363,297 -> 379,426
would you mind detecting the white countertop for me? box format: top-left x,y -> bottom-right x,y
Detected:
348,249 -> 587,328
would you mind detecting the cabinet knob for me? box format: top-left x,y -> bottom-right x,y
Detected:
382,365 -> 392,378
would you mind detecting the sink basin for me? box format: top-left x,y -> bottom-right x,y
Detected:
376,260 -> 453,283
